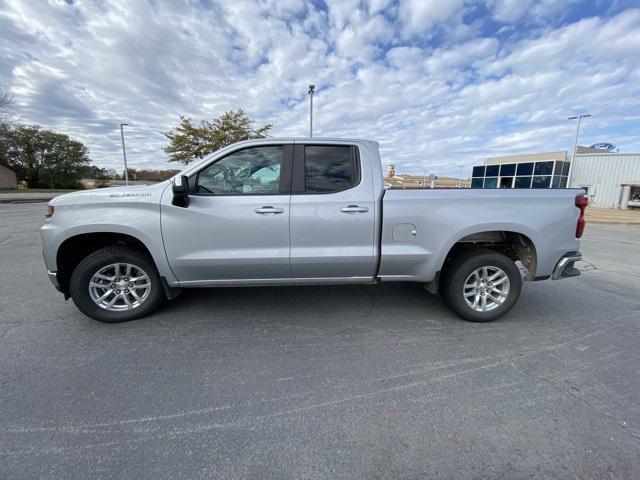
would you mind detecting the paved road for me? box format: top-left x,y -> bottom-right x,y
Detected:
1,203 -> 639,479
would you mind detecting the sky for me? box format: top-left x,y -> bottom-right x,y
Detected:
1,0 -> 639,176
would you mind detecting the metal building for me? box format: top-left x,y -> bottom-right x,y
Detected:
571,153 -> 640,208
470,149 -> 640,209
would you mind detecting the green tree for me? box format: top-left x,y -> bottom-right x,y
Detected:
163,109 -> 272,165
1,124 -> 90,189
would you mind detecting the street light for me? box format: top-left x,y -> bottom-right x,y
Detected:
567,114 -> 591,186
119,123 -> 129,186
458,164 -> 464,188
308,84 -> 315,137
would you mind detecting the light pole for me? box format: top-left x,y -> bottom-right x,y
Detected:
308,84 -> 315,137
119,123 -> 129,186
567,114 -> 590,186
458,164 -> 464,188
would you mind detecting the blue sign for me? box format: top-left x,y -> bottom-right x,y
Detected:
590,142 -> 616,152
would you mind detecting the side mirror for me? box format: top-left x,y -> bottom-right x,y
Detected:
172,175 -> 190,208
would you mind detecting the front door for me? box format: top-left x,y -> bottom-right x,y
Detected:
289,143 -> 377,279
161,144 -> 293,284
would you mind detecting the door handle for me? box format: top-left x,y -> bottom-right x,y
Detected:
340,205 -> 369,213
255,206 -> 285,214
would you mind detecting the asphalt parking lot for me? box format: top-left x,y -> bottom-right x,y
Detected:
1,202 -> 639,479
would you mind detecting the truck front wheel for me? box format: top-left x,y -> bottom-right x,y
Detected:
69,245 -> 164,322
441,248 -> 522,322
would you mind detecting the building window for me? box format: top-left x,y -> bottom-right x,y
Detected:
515,176 -> 532,188
552,176 -> 568,188
532,176 -> 552,188
534,161 -> 554,176
516,162 -> 534,176
472,166 -> 485,177
499,163 -> 516,176
484,177 -> 498,189
471,178 -> 484,188
485,165 -> 499,176
499,177 -> 514,188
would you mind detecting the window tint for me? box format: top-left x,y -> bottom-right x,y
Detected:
516,162 -> 534,175
305,145 -> 355,193
196,146 -> 282,195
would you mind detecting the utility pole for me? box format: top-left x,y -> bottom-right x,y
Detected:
119,123 -> 129,186
567,114 -> 590,186
308,84 -> 315,137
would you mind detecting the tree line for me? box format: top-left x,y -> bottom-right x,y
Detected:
0,88 -> 272,189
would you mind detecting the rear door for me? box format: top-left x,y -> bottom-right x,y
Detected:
289,143 -> 377,279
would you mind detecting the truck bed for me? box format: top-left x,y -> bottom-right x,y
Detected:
379,188 -> 584,282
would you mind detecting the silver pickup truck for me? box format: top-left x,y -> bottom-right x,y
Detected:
41,138 -> 587,323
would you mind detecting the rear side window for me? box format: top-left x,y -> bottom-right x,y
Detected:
304,145 -> 357,193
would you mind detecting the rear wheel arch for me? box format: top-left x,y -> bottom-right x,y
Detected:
438,230 -> 538,284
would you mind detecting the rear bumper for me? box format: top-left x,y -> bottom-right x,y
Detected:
551,252 -> 582,280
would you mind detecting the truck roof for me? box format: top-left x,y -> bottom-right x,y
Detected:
228,137 -> 379,146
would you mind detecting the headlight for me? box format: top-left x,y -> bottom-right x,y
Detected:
46,205 -> 54,218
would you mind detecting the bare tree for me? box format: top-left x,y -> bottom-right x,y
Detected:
0,88 -> 11,111
0,87 -> 13,130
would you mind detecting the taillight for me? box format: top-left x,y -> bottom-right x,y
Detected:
575,195 -> 588,238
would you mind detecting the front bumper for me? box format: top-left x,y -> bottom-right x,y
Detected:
47,270 -> 62,291
551,252 -> 583,280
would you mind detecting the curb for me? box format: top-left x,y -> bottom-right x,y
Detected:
586,219 -> 640,225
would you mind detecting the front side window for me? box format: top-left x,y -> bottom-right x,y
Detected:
305,145 -> 356,193
195,146 -> 283,195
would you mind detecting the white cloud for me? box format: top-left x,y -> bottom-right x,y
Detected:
0,1 -> 638,177
398,0 -> 466,35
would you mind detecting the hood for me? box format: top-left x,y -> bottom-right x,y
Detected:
50,182 -> 170,206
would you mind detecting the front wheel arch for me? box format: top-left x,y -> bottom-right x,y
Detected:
56,232 -> 157,296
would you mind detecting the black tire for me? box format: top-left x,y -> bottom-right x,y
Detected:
69,245 -> 164,322
441,248 -> 522,322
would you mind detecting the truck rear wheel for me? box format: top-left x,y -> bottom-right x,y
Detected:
441,248 -> 522,322
69,245 -> 163,322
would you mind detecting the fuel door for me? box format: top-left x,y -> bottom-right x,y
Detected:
392,223 -> 417,242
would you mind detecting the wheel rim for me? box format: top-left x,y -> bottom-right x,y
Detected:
463,266 -> 510,313
88,263 -> 151,311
